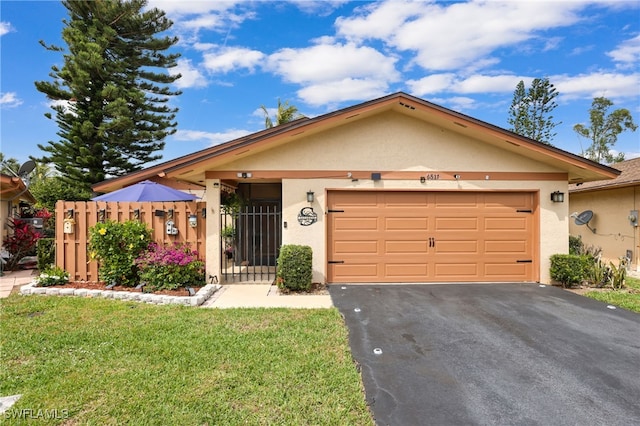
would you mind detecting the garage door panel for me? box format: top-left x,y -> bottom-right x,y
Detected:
331,263 -> 378,279
434,192 -> 479,207
434,240 -> 478,254
386,217 -> 429,230
386,263 -> 429,277
327,191 -> 536,283
484,263 -> 530,279
435,217 -> 478,230
334,240 -> 378,254
485,217 -> 527,230
334,217 -> 378,230
434,263 -> 478,277
485,240 -> 528,254
385,240 -> 429,254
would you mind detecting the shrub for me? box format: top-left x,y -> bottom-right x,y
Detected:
550,254 -> 590,288
569,235 -> 583,256
2,218 -> 43,270
276,245 -> 312,292
586,257 -> 612,288
37,238 -> 55,271
610,257 -> 627,290
88,220 -> 151,287
135,242 -> 204,292
34,265 -> 70,287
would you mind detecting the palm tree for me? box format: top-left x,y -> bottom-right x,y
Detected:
260,98 -> 303,128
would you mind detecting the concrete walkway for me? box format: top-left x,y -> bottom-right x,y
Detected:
202,284 -> 333,308
0,269 -> 36,298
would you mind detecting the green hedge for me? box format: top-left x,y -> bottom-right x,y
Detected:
276,245 -> 312,292
550,254 -> 590,288
36,238 -> 55,271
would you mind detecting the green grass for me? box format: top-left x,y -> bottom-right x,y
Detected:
0,295 -> 372,425
583,276 -> 640,313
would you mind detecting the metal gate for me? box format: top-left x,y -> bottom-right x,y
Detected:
220,205 -> 281,282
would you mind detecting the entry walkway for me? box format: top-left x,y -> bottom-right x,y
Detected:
202,284 -> 333,308
0,269 -> 36,298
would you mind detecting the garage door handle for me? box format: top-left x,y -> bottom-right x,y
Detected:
429,237 -> 435,247
328,260 -> 345,264
517,260 -> 532,263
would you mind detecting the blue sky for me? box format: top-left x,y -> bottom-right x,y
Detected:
1,0 -> 639,170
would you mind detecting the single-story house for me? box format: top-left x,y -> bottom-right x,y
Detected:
569,157 -> 639,271
1,173 -> 36,244
94,92 -> 619,284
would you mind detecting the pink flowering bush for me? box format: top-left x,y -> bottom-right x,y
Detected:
135,242 -> 204,292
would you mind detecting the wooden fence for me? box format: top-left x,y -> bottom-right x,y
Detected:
55,200 -> 206,282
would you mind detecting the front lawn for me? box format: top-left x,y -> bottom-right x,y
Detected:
583,275 -> 640,313
0,295 -> 372,425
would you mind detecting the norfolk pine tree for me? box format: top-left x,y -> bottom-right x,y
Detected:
35,0 -> 181,194
508,78 -> 560,145
573,97 -> 637,164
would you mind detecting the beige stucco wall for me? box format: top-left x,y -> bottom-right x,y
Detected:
223,112 -> 561,173
210,111 -> 570,284
569,186 -> 639,271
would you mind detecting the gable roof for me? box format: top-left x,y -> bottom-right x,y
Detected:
93,92 -> 620,193
570,157 -> 640,193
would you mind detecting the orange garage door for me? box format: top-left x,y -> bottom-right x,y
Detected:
327,191 -> 537,283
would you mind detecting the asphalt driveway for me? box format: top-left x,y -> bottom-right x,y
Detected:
329,284 -> 640,426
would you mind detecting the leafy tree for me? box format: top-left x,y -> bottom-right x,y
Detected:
34,0 -> 182,194
261,98 -> 303,128
0,153 -> 20,176
574,97 -> 638,164
29,175 -> 92,212
508,78 -> 560,145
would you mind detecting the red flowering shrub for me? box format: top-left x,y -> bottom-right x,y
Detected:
2,218 -> 43,270
135,242 -> 204,292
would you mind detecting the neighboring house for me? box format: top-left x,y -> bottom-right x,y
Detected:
1,173 -> 37,246
93,92 -> 618,284
569,157 -> 639,271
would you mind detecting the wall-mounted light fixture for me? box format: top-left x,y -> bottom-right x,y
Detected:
189,214 -> 198,228
236,172 -> 252,178
420,176 -> 426,183
202,207 -> 207,219
550,191 -> 565,203
453,174 -> 461,180
133,209 -> 140,220
306,190 -> 315,203
98,209 -> 105,222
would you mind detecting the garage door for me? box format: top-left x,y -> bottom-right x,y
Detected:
327,191 -> 537,283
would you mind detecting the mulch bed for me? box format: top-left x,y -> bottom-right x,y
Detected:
49,281 -> 203,297
277,282 -> 328,295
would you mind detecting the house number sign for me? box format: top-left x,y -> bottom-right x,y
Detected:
297,207 -> 318,226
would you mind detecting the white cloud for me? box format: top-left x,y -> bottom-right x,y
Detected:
408,73 -> 530,96
553,72 -> 640,100
174,128 -> 251,147
266,42 -> 399,84
0,22 -> 14,36
171,59 -> 208,89
407,74 -> 457,95
202,46 -> 265,73
297,78 -> 389,107
336,1 -> 583,71
0,92 -> 23,108
607,34 -> 640,68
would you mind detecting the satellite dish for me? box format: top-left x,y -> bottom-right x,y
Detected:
17,160 -> 36,178
574,210 -> 596,233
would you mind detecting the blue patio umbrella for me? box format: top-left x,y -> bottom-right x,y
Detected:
92,180 -> 198,202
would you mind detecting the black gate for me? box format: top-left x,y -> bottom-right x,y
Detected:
220,205 -> 281,282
